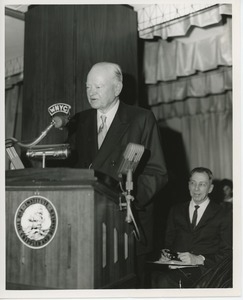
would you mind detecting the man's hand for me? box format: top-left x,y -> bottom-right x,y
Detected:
177,252 -> 205,265
160,249 -> 172,261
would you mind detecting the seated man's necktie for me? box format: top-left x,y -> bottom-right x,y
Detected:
98,115 -> 107,148
191,205 -> 200,229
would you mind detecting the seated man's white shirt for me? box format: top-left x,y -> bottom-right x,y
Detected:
189,198 -> 210,226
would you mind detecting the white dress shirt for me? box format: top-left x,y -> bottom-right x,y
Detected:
189,198 -> 210,226
97,100 -> 120,132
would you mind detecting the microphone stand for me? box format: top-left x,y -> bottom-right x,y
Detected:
117,143 -> 144,240
122,168 -> 140,241
5,120 -> 56,169
6,103 -> 71,170
125,168 -> 134,223
5,120 -> 56,149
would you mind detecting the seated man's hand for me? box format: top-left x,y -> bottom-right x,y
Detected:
177,252 -> 205,265
160,249 -> 172,261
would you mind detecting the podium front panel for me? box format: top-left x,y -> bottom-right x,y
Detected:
6,181 -> 135,289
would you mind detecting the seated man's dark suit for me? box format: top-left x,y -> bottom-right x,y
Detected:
152,199 -> 232,288
66,101 -> 168,256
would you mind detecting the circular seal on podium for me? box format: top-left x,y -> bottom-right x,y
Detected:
14,195 -> 58,249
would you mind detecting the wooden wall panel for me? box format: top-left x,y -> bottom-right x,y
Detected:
23,5 -> 76,144
75,5 -> 138,112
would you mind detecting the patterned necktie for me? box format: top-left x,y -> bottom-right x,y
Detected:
98,115 -> 107,148
191,205 -> 200,229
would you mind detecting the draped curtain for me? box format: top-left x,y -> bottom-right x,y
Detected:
140,3 -> 232,180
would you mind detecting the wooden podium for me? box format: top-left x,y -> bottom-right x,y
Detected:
5,168 -> 136,289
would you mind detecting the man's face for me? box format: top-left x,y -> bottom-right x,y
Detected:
188,172 -> 214,204
223,185 -> 232,198
86,65 -> 122,113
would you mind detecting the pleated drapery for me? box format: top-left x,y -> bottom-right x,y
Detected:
148,66 -> 232,105
137,4 -> 232,40
144,18 -> 232,83
139,3 -> 232,180
162,110 -> 232,180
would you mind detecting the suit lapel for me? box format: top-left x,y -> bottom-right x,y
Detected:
92,102 -> 130,169
194,201 -> 217,230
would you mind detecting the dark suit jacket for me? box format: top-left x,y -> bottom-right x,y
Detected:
165,200 -> 232,268
67,101 -> 168,255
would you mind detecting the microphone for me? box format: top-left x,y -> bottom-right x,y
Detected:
5,103 -> 72,168
48,102 -> 71,129
118,143 -> 145,180
52,115 -> 69,129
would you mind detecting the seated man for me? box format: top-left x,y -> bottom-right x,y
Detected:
151,167 -> 232,288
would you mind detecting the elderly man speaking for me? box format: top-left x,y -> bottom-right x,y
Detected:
66,62 -> 168,287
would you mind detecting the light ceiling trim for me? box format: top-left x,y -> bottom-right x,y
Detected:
5,7 -> 25,20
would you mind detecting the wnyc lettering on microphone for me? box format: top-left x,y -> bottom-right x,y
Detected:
48,103 -> 71,116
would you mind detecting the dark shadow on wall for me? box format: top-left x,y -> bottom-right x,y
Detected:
120,73 -> 137,106
151,125 -> 190,258
137,38 -> 150,110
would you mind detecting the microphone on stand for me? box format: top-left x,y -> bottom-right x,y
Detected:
48,102 -> 71,130
5,103 -> 72,169
117,143 -> 144,239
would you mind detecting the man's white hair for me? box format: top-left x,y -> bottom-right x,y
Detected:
92,62 -> 123,82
